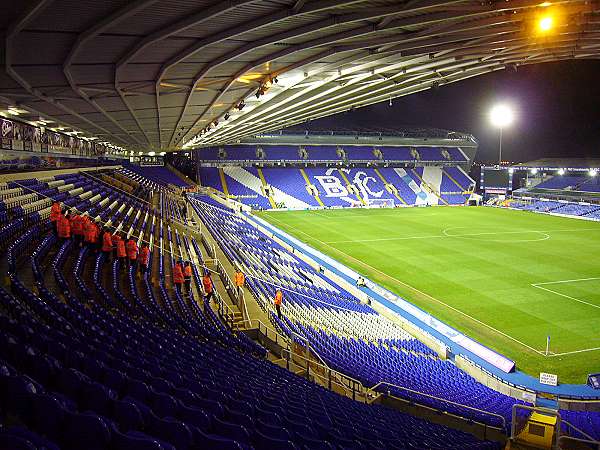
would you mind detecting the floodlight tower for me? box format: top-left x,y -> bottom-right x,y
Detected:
490,104 -> 514,165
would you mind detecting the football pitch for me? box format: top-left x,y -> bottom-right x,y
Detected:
256,206 -> 600,384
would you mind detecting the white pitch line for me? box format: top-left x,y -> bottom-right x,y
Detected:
532,284 -> 600,310
266,214 -> 546,355
326,227 -> 600,244
532,277 -> 600,286
547,346 -> 600,357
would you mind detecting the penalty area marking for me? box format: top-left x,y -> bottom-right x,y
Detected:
531,277 -> 600,356
264,214 -> 547,356
531,277 -> 600,311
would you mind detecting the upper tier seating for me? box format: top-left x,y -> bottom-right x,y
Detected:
190,197 -> 529,429
198,166 -> 474,209
535,176 -> 586,190
195,146 -> 467,163
0,170 -> 505,449
510,199 -> 600,219
123,163 -> 191,188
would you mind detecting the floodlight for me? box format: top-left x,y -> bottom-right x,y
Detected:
148,151 -> 155,156
490,104 -> 514,128
589,169 -> 597,177
539,16 -> 553,32
557,168 -> 565,175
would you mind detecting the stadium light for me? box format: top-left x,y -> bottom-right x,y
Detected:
490,104 -> 515,165
589,168 -> 597,177
538,16 -> 554,32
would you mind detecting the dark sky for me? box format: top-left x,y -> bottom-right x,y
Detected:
302,60 -> 600,164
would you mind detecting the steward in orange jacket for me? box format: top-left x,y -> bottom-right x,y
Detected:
202,271 -> 215,302
84,219 -> 97,248
57,213 -> 71,240
50,202 -> 61,236
274,289 -> 283,319
173,263 -> 184,292
126,239 -> 138,268
70,214 -> 84,246
139,244 -> 150,275
116,237 -> 126,261
102,230 -> 113,254
234,269 -> 245,297
183,262 -> 193,292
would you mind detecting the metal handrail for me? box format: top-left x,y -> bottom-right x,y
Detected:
290,331 -> 330,370
557,435 -> 600,449
559,419 -> 600,443
280,346 -> 365,400
368,381 -> 506,430
212,290 -> 236,329
246,318 -> 291,348
240,290 -> 252,328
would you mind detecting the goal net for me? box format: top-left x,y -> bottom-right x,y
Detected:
366,198 -> 395,208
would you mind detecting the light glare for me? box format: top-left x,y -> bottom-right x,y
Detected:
539,16 -> 553,31
557,168 -> 565,175
590,169 -> 597,177
490,104 -> 514,128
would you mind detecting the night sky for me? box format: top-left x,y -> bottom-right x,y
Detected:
302,60 -> 600,164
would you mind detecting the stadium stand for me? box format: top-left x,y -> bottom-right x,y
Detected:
0,168 -> 506,450
509,198 -> 600,220
189,196 -> 528,429
197,166 -> 473,209
122,163 -> 192,188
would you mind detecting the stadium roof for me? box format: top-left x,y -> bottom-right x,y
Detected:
1,0 -> 599,153
515,158 -> 600,168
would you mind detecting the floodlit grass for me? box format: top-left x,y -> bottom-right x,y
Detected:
256,206 -> 600,384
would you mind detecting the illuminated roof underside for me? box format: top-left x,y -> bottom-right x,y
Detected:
1,0 -> 598,152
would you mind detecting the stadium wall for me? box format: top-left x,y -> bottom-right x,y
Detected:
0,165 -> 122,183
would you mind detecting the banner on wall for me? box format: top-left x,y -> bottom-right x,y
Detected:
1,118 -> 113,158
23,124 -> 34,152
40,130 -> 49,152
12,122 -> 24,151
1,119 -> 14,149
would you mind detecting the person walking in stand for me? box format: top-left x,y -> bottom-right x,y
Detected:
139,243 -> 150,276
202,269 -> 215,303
116,234 -> 126,265
126,238 -> 138,269
57,210 -> 71,242
83,217 -> 97,251
183,261 -> 192,294
274,289 -> 283,319
101,228 -> 113,261
172,261 -> 184,293
234,267 -> 245,298
112,232 -> 121,259
50,201 -> 61,236
93,220 -> 102,253
71,212 -> 84,247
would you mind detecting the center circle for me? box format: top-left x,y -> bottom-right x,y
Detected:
441,227 -> 551,243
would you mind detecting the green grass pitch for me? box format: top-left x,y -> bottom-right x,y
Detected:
256,206 -> 600,384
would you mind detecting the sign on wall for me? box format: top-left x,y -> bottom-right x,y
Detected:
539,372 -> 558,386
